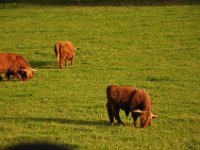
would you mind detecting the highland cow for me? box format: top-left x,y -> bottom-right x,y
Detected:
54,41 -> 76,68
106,85 -> 157,128
0,52 -> 36,81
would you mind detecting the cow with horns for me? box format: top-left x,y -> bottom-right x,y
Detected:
0,52 -> 36,81
106,85 -> 157,128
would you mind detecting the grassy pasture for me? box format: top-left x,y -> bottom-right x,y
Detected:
0,2 -> 200,150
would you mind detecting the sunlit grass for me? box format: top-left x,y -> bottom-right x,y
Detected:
0,3 -> 200,150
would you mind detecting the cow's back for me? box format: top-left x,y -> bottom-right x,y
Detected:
55,41 -> 67,55
0,53 -> 17,73
107,85 -> 152,111
107,85 -> 136,103
16,55 -> 31,69
56,41 -> 75,58
65,42 -> 75,59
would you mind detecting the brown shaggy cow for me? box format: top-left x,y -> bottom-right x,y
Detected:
0,52 -> 36,81
54,41 -> 76,68
106,85 -> 157,128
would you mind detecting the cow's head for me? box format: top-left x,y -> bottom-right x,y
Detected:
133,109 -> 157,128
21,68 -> 36,81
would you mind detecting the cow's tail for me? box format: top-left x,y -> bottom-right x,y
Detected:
55,44 -> 59,65
106,85 -> 112,102
106,85 -> 116,125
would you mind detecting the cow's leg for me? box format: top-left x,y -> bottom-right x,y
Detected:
0,75 -> 2,81
59,58 -> 64,69
106,103 -> 114,125
131,112 -> 139,127
60,64 -> 64,68
6,72 -> 14,81
59,52 -> 63,68
71,57 -> 74,65
6,72 -> 10,81
65,59 -> 68,66
114,107 -> 124,125
16,73 -> 23,81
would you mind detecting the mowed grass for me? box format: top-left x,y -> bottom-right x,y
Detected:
0,3 -> 200,150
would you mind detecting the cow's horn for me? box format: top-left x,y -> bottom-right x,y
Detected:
151,113 -> 158,118
133,109 -> 142,114
30,68 -> 37,71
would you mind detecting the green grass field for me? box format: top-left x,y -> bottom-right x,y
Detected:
0,1 -> 200,150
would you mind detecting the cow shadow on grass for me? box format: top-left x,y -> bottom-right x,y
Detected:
28,117 -> 110,126
29,61 -> 57,69
1,117 -> 110,126
6,142 -> 78,150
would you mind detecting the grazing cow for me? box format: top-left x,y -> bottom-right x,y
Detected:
106,85 -> 157,128
54,41 -> 76,68
0,52 -> 36,81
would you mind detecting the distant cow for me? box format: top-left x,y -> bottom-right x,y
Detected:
54,41 -> 76,68
106,85 -> 157,128
0,52 -> 36,81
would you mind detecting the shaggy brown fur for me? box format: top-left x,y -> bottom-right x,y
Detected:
0,52 -> 35,81
106,85 -> 157,128
54,41 -> 76,68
